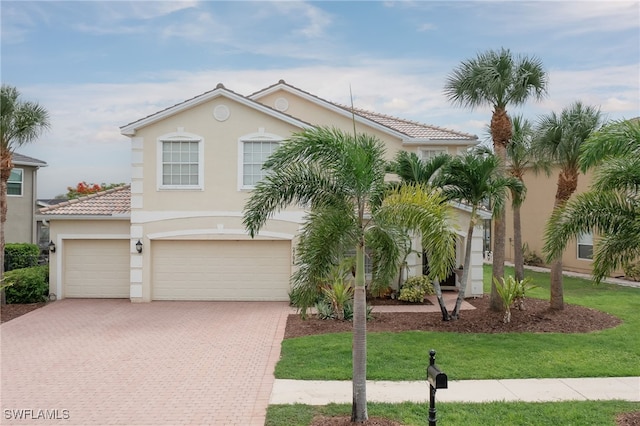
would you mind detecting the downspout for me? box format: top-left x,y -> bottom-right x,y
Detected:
32,166 -> 39,244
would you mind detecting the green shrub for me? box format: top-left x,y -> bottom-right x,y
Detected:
623,262 -> 640,282
522,243 -> 544,267
398,275 -> 434,303
4,243 -> 39,272
4,265 -> 49,304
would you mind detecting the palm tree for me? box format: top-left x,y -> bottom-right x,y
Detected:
438,148 -> 523,319
533,101 -> 603,310
0,85 -> 50,303
243,126 -> 456,422
444,48 -> 548,311
505,115 -> 548,282
544,119 -> 640,283
387,150 -> 454,320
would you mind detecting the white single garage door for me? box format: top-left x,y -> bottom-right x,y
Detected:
152,240 -> 291,301
64,239 -> 130,298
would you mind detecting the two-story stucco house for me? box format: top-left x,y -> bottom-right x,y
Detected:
6,153 -> 47,245
40,81 -> 489,302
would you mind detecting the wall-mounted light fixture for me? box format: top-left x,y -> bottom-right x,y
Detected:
135,239 -> 143,254
48,240 -> 56,253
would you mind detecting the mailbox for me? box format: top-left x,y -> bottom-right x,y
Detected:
426,349 -> 447,426
427,364 -> 448,389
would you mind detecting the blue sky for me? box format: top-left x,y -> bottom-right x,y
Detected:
2,0 -> 639,198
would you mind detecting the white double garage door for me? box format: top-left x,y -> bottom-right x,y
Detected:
64,239 -> 291,300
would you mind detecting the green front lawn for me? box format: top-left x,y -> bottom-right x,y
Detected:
266,401 -> 640,426
275,266 -> 640,380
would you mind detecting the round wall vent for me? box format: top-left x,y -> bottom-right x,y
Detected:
274,97 -> 289,112
213,105 -> 230,121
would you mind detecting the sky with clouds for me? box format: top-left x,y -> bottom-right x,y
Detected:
2,0 -> 638,198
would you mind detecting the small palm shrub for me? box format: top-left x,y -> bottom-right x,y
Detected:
321,279 -> 354,320
493,275 -> 536,323
398,275 -> 435,303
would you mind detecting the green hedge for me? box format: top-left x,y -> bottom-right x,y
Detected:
4,243 -> 39,272
3,265 -> 49,304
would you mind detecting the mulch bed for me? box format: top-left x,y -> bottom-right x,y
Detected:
1,302 -> 48,323
617,412 -> 640,426
311,416 -> 401,426
284,294 -> 622,339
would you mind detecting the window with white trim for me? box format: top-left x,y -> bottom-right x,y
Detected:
157,133 -> 203,190
242,140 -> 280,188
577,232 -> 593,260
8,168 -> 23,196
419,148 -> 447,162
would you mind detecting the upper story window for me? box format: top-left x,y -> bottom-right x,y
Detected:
8,168 -> 23,196
157,131 -> 204,190
577,232 -> 593,260
419,148 -> 447,162
239,131 -> 283,190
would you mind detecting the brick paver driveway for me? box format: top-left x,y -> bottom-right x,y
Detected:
1,299 -> 290,425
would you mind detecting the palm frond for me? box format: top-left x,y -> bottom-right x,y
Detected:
443,48 -> 548,110
543,190 -> 640,265
377,184 -> 456,280
580,119 -> 640,171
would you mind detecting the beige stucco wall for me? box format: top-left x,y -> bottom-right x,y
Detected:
6,165 -> 38,244
503,167 -> 623,276
123,87 -> 483,301
47,218 -> 130,298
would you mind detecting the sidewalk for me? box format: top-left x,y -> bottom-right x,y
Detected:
271,377 -> 640,404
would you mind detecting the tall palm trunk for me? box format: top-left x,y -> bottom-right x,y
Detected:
432,276 -> 450,321
512,191 -> 524,282
549,169 -> 578,310
351,239 -> 367,422
451,209 -> 476,319
490,107 -> 511,311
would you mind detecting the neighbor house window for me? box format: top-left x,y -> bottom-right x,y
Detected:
242,140 -> 280,187
8,168 -> 23,196
419,148 -> 447,162
577,232 -> 593,260
157,134 -> 204,190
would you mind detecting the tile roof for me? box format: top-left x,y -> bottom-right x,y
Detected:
12,152 -> 47,167
251,80 -> 477,141
347,107 -> 477,140
39,185 -> 131,217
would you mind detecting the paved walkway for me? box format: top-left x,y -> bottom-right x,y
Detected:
271,377 -> 640,405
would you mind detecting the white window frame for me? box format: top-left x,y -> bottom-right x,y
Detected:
8,168 -> 23,197
156,131 -> 204,190
577,232 -> 594,261
238,131 -> 283,191
418,147 -> 448,162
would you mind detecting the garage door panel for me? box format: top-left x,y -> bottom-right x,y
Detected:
152,240 -> 290,301
64,240 -> 129,298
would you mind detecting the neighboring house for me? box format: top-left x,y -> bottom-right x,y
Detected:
502,167 -> 626,277
6,153 -> 47,245
40,80 -> 487,302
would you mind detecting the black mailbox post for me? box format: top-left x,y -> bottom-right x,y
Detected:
427,349 -> 447,426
